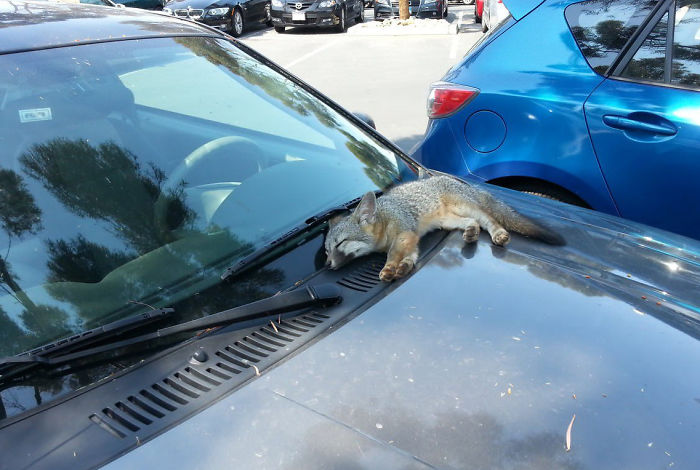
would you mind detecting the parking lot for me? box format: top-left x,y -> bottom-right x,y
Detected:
240,3 -> 484,152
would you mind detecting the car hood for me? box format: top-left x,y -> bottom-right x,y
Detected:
164,0 -> 231,9
103,194 -> 700,469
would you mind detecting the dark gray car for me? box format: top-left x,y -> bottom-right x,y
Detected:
0,2 -> 698,470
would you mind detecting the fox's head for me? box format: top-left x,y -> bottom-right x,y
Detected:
325,191 -> 379,270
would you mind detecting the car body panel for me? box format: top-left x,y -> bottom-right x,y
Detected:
102,189 -> 700,470
501,0 -> 544,20
0,0 -> 207,53
414,5 -> 619,214
165,0 -> 270,33
271,0 -> 363,29
584,77 -> 700,238
414,0 -> 700,240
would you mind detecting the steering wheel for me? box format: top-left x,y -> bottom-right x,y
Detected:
154,136 -> 264,234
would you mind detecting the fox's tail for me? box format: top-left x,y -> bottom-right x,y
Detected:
481,191 -> 566,246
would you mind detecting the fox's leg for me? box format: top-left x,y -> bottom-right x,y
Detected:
472,211 -> 510,246
380,231 -> 420,281
438,216 -> 481,243
448,202 -> 510,246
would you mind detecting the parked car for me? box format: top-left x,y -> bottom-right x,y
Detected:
2,2 -> 700,469
481,0 -> 508,31
270,0 -> 363,32
374,0 -> 447,20
413,0 -> 700,241
163,0 -> 271,36
474,0 -> 483,22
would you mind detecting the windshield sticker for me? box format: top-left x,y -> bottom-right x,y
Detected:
19,108 -> 52,123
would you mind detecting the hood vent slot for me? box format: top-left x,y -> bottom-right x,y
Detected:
337,257 -> 383,292
89,309 -> 331,439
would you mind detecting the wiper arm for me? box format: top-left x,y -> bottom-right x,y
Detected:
0,307 -> 174,370
0,284 -> 341,383
221,190 -> 382,282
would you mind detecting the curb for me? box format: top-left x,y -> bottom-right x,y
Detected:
347,11 -> 464,36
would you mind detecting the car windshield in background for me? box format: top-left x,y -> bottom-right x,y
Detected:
0,36 -> 413,366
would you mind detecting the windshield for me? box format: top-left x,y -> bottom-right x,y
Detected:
0,36 -> 414,366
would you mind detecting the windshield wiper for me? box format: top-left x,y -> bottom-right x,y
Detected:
221,190 -> 382,282
0,284 -> 341,384
0,307 -> 174,371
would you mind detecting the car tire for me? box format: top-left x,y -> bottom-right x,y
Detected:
463,0 -> 474,4
274,25 -> 285,33
231,8 -> 245,37
335,7 -> 347,32
357,2 -> 364,22
503,182 -> 589,208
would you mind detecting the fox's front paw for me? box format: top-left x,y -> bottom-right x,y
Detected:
396,258 -> 414,277
491,228 -> 510,246
462,224 -> 480,243
379,265 -> 396,282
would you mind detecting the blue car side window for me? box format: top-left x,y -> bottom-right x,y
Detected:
621,12 -> 668,82
565,0 -> 658,75
671,0 -> 700,88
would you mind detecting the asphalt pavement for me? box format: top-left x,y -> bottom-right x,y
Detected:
240,3 -> 483,153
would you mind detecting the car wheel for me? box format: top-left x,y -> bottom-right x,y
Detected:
443,2 -> 448,18
502,181 -> 589,208
335,7 -> 346,32
463,0 -> 474,4
274,25 -> 285,33
357,1 -> 364,22
231,8 -> 244,37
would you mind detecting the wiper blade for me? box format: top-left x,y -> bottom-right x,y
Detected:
0,284 -> 341,383
221,190 -> 382,282
0,307 -> 174,370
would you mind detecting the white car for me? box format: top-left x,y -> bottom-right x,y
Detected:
481,0 -> 509,32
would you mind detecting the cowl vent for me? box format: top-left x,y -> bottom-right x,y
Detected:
336,256 -> 384,292
89,312 -> 331,439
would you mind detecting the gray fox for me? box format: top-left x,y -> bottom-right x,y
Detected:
325,174 -> 564,282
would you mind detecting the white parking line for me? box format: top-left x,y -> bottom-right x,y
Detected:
449,12 -> 467,59
284,39 -> 341,69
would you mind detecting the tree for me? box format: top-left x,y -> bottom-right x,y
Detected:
399,0 -> 409,20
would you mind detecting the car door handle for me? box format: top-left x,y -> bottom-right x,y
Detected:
602,115 -> 677,136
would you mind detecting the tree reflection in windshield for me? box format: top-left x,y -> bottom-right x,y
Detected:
0,169 -> 42,308
20,138 -> 194,254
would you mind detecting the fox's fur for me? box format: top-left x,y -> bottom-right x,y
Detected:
325,174 -> 563,282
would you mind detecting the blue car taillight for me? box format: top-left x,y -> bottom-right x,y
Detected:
427,82 -> 479,119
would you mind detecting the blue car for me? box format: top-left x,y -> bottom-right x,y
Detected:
413,0 -> 700,240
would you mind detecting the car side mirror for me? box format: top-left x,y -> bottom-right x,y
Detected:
353,112 -> 376,130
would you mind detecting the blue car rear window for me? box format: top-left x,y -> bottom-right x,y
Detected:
565,0 -> 659,75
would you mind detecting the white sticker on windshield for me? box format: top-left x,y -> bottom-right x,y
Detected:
19,108 -> 52,123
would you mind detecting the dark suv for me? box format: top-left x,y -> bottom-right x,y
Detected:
271,0 -> 364,32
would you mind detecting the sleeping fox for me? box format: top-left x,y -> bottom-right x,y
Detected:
325,174 -> 564,282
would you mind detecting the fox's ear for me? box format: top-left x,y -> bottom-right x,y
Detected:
353,191 -> 377,225
328,214 -> 344,227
